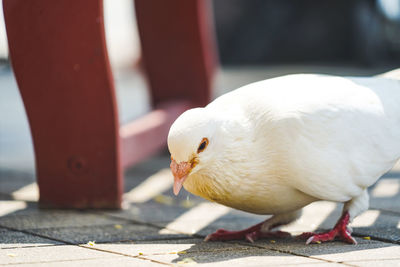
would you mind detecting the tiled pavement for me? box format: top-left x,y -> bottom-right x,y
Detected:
1,154 -> 399,266
1,66 -> 400,266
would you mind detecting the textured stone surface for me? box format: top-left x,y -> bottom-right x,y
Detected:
0,171 -> 35,199
0,228 -> 63,248
94,238 -> 326,266
1,66 -> 400,266
145,247 -> 326,266
346,259 -> 400,267
0,208 -> 127,230
94,238 -> 253,255
27,223 -> 187,244
0,245 -> 120,265
253,238 -> 400,262
369,177 -> 400,213
2,257 -> 161,267
103,201 -> 197,227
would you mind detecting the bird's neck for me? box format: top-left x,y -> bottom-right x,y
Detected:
183,172 -> 231,203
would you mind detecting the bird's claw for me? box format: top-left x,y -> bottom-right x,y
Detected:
204,229 -> 229,241
301,229 -> 357,245
245,232 -> 257,243
203,234 -> 212,242
299,212 -> 357,245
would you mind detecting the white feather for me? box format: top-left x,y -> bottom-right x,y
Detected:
168,74 -> 400,219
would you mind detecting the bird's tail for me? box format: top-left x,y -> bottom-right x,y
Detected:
376,69 -> 400,80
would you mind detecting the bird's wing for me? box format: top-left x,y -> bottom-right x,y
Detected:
209,74 -> 400,202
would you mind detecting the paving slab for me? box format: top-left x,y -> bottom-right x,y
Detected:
27,223 -> 188,245
0,207 -> 128,230
0,228 -> 63,249
93,238 -> 327,266
104,200 -> 200,227
149,248 -> 326,267
0,245 -> 122,265
252,238 -> 400,263
2,257 -> 161,267
0,170 -> 35,198
280,201 -> 400,244
369,177 -> 400,213
93,238 -> 252,255
138,198 -> 399,245
346,259 -> 400,267
123,154 -> 171,193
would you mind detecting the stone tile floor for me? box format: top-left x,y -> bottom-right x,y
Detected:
1,65 -> 399,266
1,153 -> 399,266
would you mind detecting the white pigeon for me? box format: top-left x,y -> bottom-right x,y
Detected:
167,70 -> 400,244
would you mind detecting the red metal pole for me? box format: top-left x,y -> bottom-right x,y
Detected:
3,0 -> 122,208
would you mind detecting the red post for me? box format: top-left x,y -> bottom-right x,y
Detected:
3,0 -> 217,209
3,0 -> 122,208
134,0 -> 217,108
120,100 -> 192,168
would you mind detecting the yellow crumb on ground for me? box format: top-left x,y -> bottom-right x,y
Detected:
180,199 -> 196,209
178,251 -> 187,254
177,257 -> 197,265
315,241 -> 321,244
270,240 -> 276,243
138,252 -> 144,255
87,241 -> 96,246
7,253 -> 17,257
154,194 -> 174,205
114,224 -> 123,229
363,236 -> 371,240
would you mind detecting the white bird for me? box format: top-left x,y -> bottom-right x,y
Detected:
167,70 -> 400,244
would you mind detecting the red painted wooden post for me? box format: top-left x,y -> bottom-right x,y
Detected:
134,0 -> 217,108
120,100 -> 192,168
3,0 -> 122,208
3,0 -> 217,208
119,0 -> 218,167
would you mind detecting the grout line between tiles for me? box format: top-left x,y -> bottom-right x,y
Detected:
1,244 -> 63,250
78,245 -> 173,266
0,225 -> 171,266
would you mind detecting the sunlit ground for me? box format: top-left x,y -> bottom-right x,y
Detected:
1,65 -> 399,265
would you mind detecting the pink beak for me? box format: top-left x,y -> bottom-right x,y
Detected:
170,158 -> 191,195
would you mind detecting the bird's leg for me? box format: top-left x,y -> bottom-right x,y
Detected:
298,212 -> 356,244
204,210 -> 301,243
299,190 -> 368,245
204,221 -> 290,242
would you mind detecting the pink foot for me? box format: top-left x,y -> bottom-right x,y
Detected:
204,222 -> 291,243
298,212 -> 357,245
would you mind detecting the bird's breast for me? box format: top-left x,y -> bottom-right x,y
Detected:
183,172 -> 316,215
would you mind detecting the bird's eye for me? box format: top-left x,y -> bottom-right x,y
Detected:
197,138 -> 209,153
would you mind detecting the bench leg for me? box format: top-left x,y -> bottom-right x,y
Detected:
134,0 -> 217,107
3,0 -> 122,208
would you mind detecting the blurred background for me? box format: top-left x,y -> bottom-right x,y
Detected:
1,0 -> 400,175
2,0 -> 400,69
214,0 -> 400,66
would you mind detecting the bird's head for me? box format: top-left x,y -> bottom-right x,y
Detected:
167,108 -> 220,196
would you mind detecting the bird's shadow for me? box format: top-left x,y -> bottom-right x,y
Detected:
166,207 -> 399,265
166,236 -> 396,265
